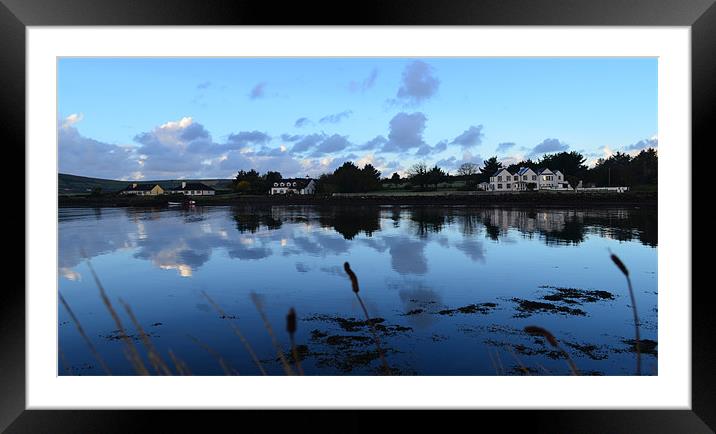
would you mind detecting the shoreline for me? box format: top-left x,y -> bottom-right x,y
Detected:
59,191 -> 657,208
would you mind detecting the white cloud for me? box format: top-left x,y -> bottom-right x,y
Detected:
61,113 -> 84,128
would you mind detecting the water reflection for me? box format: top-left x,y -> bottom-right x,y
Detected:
58,204 -> 657,375
59,205 -> 657,279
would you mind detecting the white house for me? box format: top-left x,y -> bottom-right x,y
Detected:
270,178 -> 316,195
514,167 -> 539,190
169,181 -> 216,196
489,168 -> 515,191
489,167 -> 570,191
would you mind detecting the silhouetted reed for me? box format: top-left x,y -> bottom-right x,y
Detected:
250,293 -> 295,375
524,326 -> 579,375
85,259 -> 149,375
187,334 -> 236,375
286,307 -> 304,375
59,291 -> 112,375
168,349 -> 191,375
343,262 -> 391,375
119,298 -> 172,375
201,290 -> 267,375
610,251 -> 641,375
61,252 -> 648,377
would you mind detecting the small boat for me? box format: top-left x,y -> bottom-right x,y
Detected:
168,202 -> 182,206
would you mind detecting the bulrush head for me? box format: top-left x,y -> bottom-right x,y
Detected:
286,307 -> 297,335
344,262 -> 360,293
524,326 -> 559,347
610,252 -> 630,277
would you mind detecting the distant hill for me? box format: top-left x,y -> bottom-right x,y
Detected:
58,173 -> 234,195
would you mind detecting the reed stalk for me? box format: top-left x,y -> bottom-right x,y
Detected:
343,262 -> 391,375
118,298 -> 172,375
524,326 -> 579,375
250,293 -> 295,375
610,251 -> 641,375
59,291 -> 112,375
168,349 -> 192,376
187,334 -> 236,375
201,291 -> 267,375
85,260 -> 149,375
286,307 -> 304,375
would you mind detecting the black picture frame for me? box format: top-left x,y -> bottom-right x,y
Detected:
2,0 -> 712,432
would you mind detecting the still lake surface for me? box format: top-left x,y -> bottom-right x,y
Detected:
58,205 -> 657,375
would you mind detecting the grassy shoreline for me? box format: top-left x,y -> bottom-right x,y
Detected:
59,191 -> 657,208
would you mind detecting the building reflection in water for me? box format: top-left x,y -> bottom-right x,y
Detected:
59,205 -> 656,279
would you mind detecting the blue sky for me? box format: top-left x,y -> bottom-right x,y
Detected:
58,57 -> 657,180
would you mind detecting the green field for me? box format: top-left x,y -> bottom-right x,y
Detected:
58,173 -> 234,195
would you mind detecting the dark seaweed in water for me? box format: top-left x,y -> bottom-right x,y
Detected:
510,365 -> 539,375
437,302 -> 498,316
304,314 -> 412,335
99,329 -> 158,342
563,341 -> 609,360
539,286 -> 615,304
618,339 -> 658,356
298,314 -> 413,374
402,308 -> 425,316
485,339 -> 566,360
273,344 -> 311,364
510,298 -> 587,317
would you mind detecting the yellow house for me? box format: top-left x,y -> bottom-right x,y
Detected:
120,183 -> 165,196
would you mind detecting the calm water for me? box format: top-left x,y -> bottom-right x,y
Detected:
58,205 -> 657,375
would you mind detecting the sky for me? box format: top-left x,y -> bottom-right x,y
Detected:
58,57 -> 657,180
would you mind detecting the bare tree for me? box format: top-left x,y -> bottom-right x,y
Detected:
457,162 -> 480,177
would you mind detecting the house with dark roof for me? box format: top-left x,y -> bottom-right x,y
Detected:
168,181 -> 216,196
270,178 -> 316,195
489,167 -> 570,191
120,183 -> 165,196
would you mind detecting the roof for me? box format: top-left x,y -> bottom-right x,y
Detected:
272,178 -> 314,189
172,182 -> 215,191
516,167 -> 536,175
537,168 -> 554,175
122,183 -> 160,191
492,168 -> 512,177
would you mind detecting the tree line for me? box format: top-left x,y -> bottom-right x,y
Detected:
232,148 -> 657,194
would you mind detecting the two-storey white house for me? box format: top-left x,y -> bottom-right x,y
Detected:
270,178 -> 317,195
489,168 -> 514,191
489,167 -> 570,191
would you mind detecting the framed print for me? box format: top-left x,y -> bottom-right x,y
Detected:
4,0 -> 713,431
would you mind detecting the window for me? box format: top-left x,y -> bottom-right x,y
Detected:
532,175 -> 536,180
497,184 -> 502,189
506,183 -> 511,189
523,175 -> 527,180
513,176 -> 518,181
273,183 -> 278,187
497,176 -> 502,181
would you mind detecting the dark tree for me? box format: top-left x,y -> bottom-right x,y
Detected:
233,169 -> 262,193
407,162 -> 429,190
328,161 -> 382,193
537,151 -> 588,179
427,165 -> 447,190
360,164 -> 382,192
478,156 -> 502,182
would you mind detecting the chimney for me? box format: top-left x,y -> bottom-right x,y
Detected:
182,181 -> 186,189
